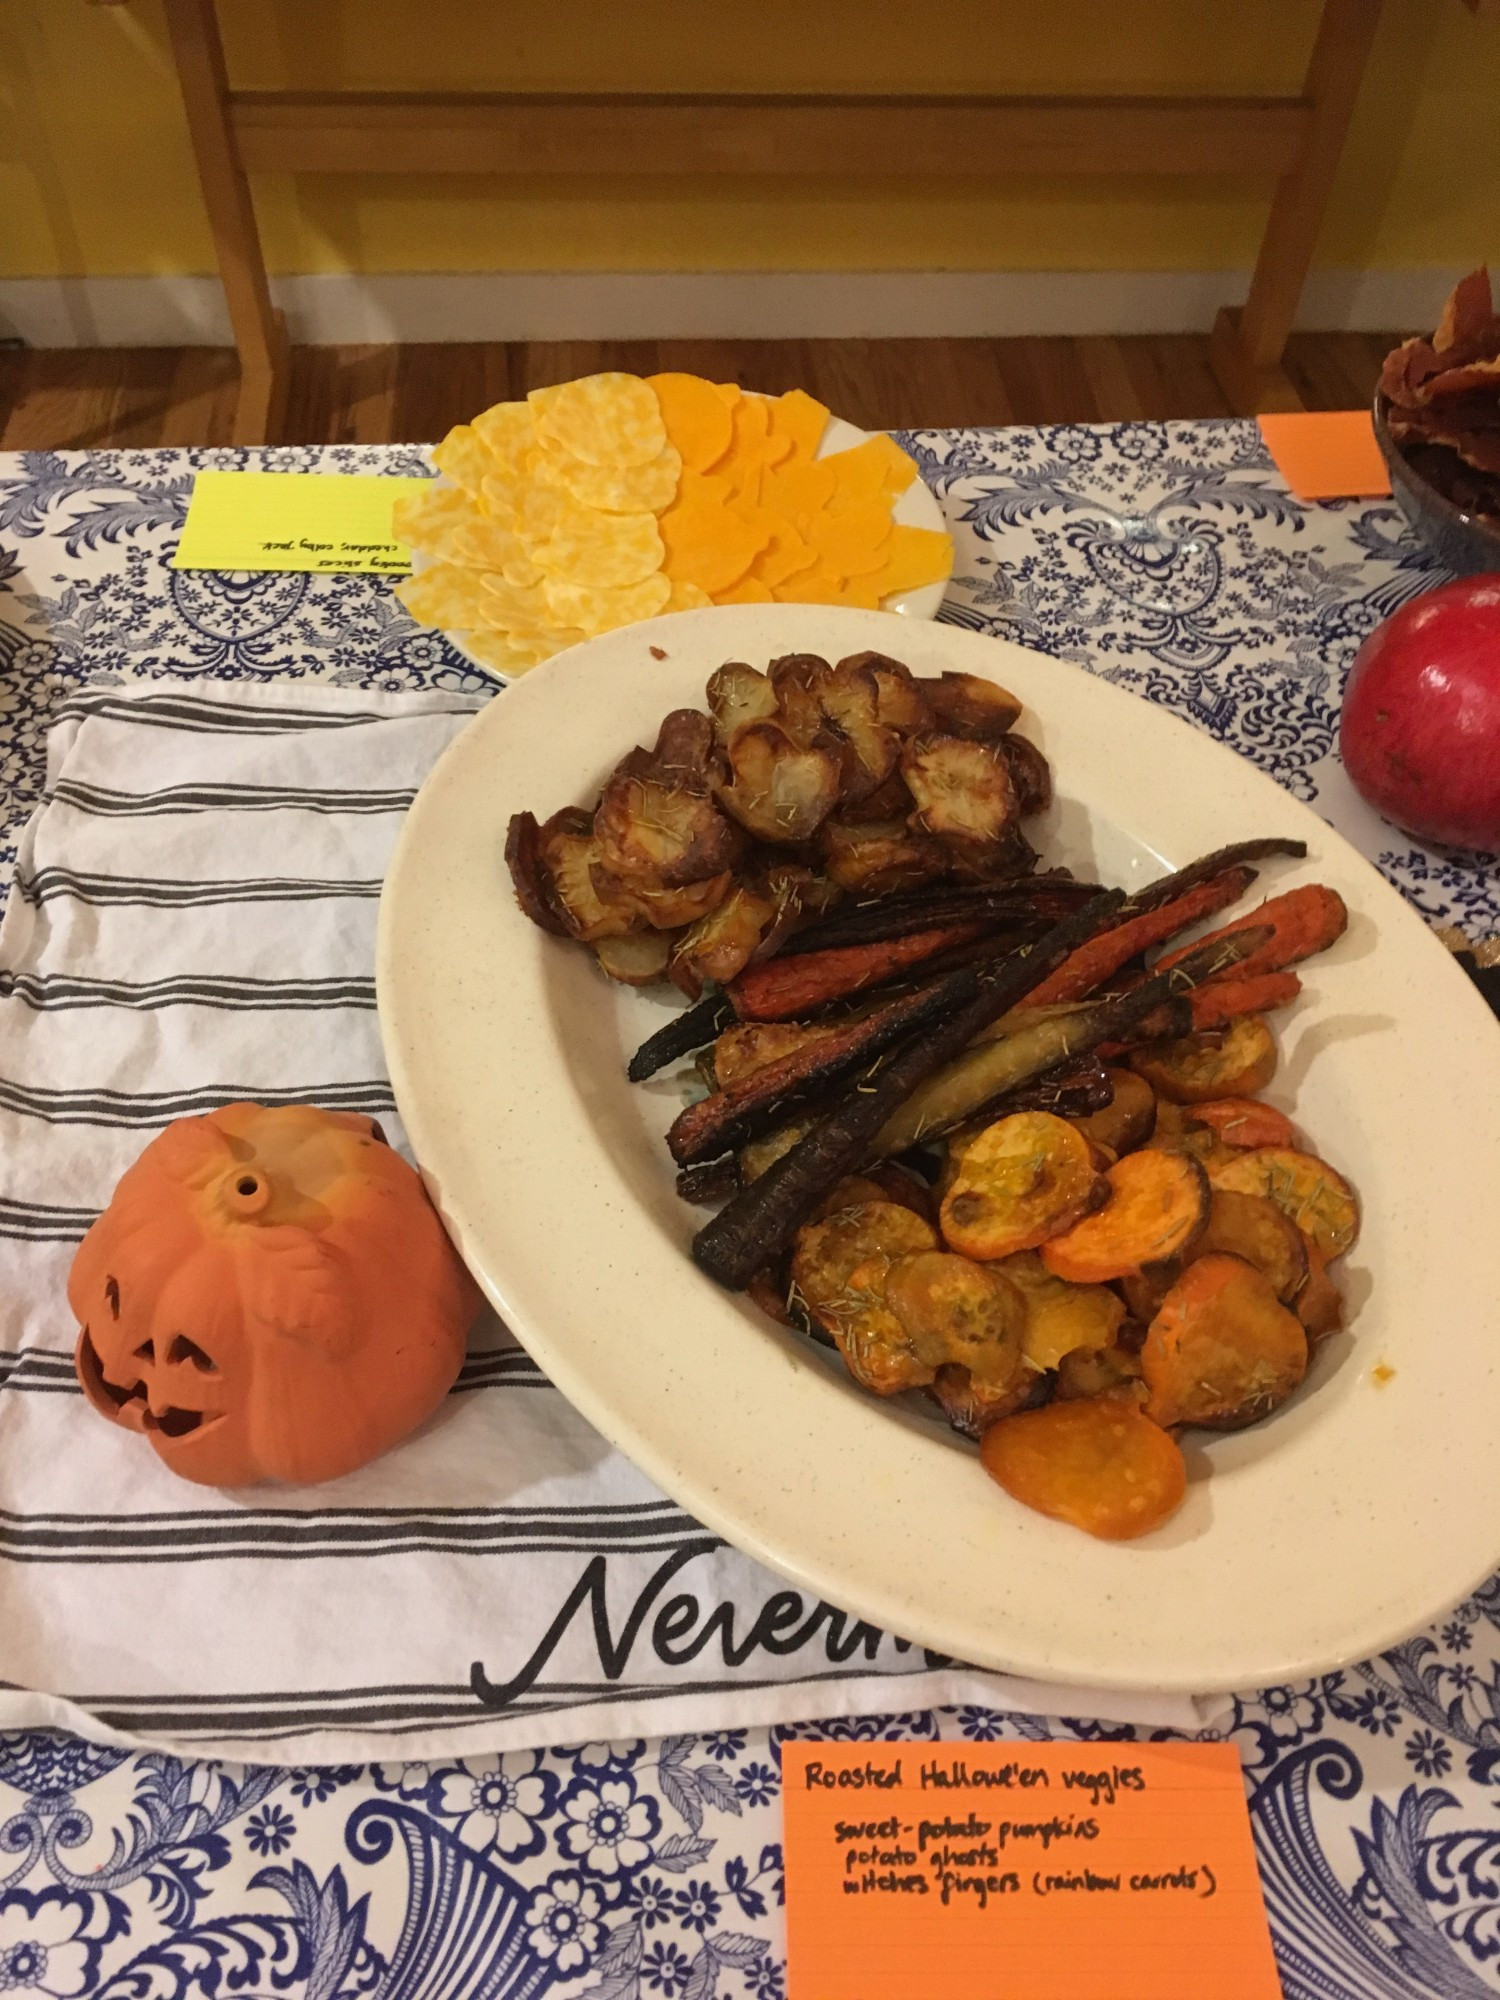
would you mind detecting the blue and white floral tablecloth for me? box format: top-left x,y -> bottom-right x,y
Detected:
1,426 -> 1497,2000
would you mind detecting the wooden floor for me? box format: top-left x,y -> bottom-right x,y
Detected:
0,332 -> 1400,449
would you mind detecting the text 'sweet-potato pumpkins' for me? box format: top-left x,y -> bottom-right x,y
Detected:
70,1103 -> 480,1487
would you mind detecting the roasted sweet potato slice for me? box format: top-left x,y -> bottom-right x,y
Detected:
1297,1242 -> 1345,1342
790,1201 -> 941,1395
1191,1097 -> 1298,1151
818,815 -> 950,896
928,1362 -> 1036,1438
886,1251 -> 1029,1391
1141,1253 -> 1308,1430
997,1250 -> 1126,1371
980,1398 -> 1187,1539
923,671 -> 1022,741
1055,1344 -> 1146,1404
814,1167 -> 933,1225
1040,1149 -> 1209,1283
1129,1014 -> 1278,1103
902,735 -> 1017,847
940,1112 -> 1106,1261
1118,1262 -> 1181,1327
593,930 -> 673,984
1068,1067 -> 1157,1157
1145,1100 -> 1236,1174
706,661 -> 778,744
1194,1189 -> 1308,1303
1209,1147 -> 1360,1260
715,721 -> 842,844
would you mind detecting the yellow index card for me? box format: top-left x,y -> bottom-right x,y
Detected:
173,472 -> 436,575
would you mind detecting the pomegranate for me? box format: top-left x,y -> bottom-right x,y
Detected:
1339,576 -> 1500,851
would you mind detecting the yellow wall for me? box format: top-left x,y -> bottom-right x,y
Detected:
1,0 -> 1497,280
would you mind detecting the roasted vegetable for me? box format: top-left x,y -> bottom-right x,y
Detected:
817,657 -> 903,804
1067,1067 -> 1157,1156
980,1398 -> 1187,1539
1145,1099 -> 1236,1174
923,671 -> 1022,741
814,1166 -> 934,1226
676,1157 -> 741,1206
1296,1242 -> 1345,1342
1209,1147 -> 1360,1260
625,871 -> 736,931
504,810 -> 570,936
1129,1014 -> 1278,1103
1156,883 -> 1348,982
1194,1188 -> 1309,1303
1118,838 -> 1308,919
790,1201 -> 940,1393
928,1362 -> 1037,1438
1040,1149 -> 1210,1283
999,735 -> 1052,818
1190,1097 -> 1298,1151
997,1250 -> 1126,1372
838,651 -> 935,736
902,735 -> 1017,847
872,925 -> 1269,1155
626,993 -> 734,1083
595,756 -> 743,890
819,815 -> 950,896
940,1113 -> 1106,1262
706,661 -> 778,744
537,808 -> 641,941
728,922 -> 989,1022
778,875 -> 1092,957
712,1020 -> 839,1089
740,1116 -> 816,1183
1054,1343 -> 1145,1403
1184,973 -> 1302,1031
1025,867 -> 1255,1008
715,721 -> 842,844
670,882 -> 779,992
594,931 -> 673,985
691,891 -> 1127,1290
1141,1253 -> 1308,1430
886,1252 -> 1030,1395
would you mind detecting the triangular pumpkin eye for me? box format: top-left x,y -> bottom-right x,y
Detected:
134,1340 -> 155,1362
104,1276 -> 120,1319
167,1336 -> 218,1373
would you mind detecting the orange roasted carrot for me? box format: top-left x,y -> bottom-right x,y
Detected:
1155,884 -> 1347,984
1191,1097 -> 1298,1151
1186,972 -> 1301,1030
980,1398 -> 1187,1539
727,922 -> 986,1021
1024,866 -> 1254,1007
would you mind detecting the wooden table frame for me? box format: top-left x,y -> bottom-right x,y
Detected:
155,0 -> 1387,443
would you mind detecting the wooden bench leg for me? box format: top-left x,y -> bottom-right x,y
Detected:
1211,0 -> 1385,415
160,0 -> 288,444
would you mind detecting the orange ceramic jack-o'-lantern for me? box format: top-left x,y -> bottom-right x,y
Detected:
70,1103 -> 480,1487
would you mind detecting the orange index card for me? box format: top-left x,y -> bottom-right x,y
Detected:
783,1739 -> 1280,2000
1258,410 -> 1391,500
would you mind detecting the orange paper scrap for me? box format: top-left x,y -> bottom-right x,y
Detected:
1258,410 -> 1391,500
783,1739 -> 1281,2000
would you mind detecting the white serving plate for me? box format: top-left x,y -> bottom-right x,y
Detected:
421,405 -> 948,676
378,603 -> 1500,1695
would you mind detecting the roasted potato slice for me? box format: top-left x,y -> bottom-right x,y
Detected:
1055,1344 -> 1146,1404
706,661 -> 778,745
651,707 -> 721,787
595,764 -> 743,887
537,809 -> 640,941
1209,1147 -> 1360,1260
670,882 -> 778,991
923,671 -> 1023,741
996,1250 -> 1126,1371
1297,1242 -> 1345,1343
713,1020 -> 839,1089
790,1201 -> 941,1395
902,735 -> 1018,847
1190,1097 -> 1298,1151
715,721 -> 842,844
1141,1253 -> 1307,1430
1068,1067 -> 1157,1157
1000,735 -> 1053,818
1194,1189 -> 1308,1303
505,810 -> 570,936
593,930 -> 673,984
624,870 -> 734,931
818,659 -> 902,805
818,815 -> 949,895
1129,1014 -> 1277,1104
981,1398 -> 1187,1540
1040,1149 -> 1209,1283
837,651 -> 934,736
940,1112 -> 1106,1261
767,653 -> 835,745
928,1362 -> 1036,1438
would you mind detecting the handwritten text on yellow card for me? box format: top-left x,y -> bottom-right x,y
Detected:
782,1740 -> 1281,2000
173,471 -> 435,574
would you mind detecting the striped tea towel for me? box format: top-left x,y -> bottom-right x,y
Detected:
0,680 -> 1219,1764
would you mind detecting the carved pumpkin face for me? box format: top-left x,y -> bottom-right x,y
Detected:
70,1103 -> 479,1487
